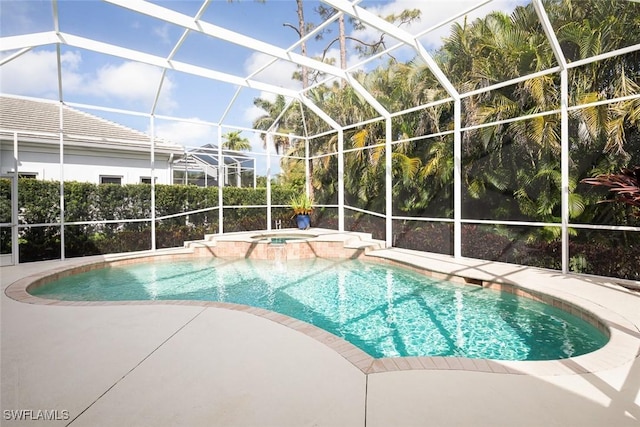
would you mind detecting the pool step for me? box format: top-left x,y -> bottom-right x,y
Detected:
182,229 -> 385,259
184,239 -> 217,249
342,233 -> 385,252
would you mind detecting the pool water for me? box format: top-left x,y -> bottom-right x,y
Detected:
32,257 -> 608,360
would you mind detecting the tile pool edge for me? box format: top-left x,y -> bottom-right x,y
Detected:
5,236 -> 639,377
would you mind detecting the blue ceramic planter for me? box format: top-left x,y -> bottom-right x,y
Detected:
296,214 -> 311,230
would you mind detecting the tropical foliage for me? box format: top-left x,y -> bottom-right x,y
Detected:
252,0 -> 640,279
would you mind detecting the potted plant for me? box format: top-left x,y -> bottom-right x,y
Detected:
290,192 -> 313,230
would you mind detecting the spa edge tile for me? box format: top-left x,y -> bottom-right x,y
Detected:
504,365 -> 527,375
392,357 -> 412,371
414,357 -> 437,370
340,347 -> 370,361
444,357 -> 465,370
486,361 -> 510,374
347,354 -> 375,370
367,359 -> 388,374
380,357 -> 400,372
332,340 -> 358,354
261,310 -> 284,320
318,334 -> 341,345
353,358 -> 375,373
458,357 -> 477,371
302,327 -> 329,340
431,357 -> 450,370
471,358 -> 493,373
278,316 -> 301,326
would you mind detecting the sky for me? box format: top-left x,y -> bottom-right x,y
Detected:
0,0 -> 526,174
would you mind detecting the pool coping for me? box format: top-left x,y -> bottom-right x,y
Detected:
4,230 -> 640,377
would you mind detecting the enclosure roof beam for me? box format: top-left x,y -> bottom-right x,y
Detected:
344,73 -> 390,118
532,0 -> 567,69
0,32 -> 61,52
299,95 -> 341,131
3,31 -> 301,99
0,47 -> 32,67
150,2 -> 211,115
105,0 -> 348,81
64,33 -> 300,97
264,96 -> 298,134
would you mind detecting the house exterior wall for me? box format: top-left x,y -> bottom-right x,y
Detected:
0,140 -> 175,185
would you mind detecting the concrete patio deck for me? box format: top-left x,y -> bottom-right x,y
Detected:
2,232 -> 640,426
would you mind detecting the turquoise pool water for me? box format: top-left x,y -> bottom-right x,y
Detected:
32,257 -> 608,360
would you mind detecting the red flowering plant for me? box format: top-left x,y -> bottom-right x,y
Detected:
581,166 -> 640,215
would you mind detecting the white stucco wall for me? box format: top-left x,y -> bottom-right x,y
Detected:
0,141 -> 176,184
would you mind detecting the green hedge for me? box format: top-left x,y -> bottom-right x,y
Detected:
0,179 -> 298,261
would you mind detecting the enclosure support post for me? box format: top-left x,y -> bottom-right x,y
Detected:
453,98 -> 462,258
58,102 -> 65,261
305,136 -> 310,198
218,127 -> 224,234
385,118 -> 392,248
266,132 -> 272,231
534,0 -> 570,273
338,129 -> 345,232
11,132 -> 19,265
150,115 -> 156,251
560,69 -> 569,274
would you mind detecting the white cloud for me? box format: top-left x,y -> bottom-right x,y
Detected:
153,24 -> 172,45
353,0 -> 524,50
152,119 -> 216,147
0,49 -> 177,113
85,61 -> 176,112
0,49 -> 80,97
244,52 -> 302,91
244,103 -> 268,124
241,54 -> 302,127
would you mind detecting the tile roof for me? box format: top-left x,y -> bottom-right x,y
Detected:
0,95 -> 178,149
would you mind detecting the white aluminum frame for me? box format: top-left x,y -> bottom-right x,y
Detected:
0,0 -> 638,282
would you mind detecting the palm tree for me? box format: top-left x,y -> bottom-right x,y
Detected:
220,131 -> 251,187
252,95 -> 296,154
221,131 -> 251,151
259,0 -> 639,238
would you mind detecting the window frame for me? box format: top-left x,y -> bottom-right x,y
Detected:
99,175 -> 123,185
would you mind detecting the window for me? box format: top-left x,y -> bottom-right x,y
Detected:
18,172 -> 37,179
140,177 -> 155,184
100,175 -> 122,185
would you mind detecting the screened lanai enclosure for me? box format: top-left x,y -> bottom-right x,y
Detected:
0,0 -> 639,281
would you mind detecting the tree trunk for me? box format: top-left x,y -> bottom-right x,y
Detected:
296,0 -> 309,89
296,0 -> 314,202
339,14 -> 347,70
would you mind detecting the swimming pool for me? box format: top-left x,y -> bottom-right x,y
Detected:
31,257 -> 608,361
